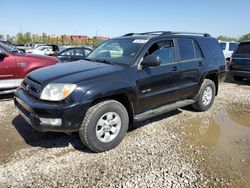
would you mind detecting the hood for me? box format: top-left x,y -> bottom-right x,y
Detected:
27,60 -> 124,85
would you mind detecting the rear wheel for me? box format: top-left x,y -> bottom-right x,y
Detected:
233,76 -> 244,81
79,100 -> 129,152
192,79 -> 216,112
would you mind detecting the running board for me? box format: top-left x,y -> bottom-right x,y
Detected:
134,99 -> 195,122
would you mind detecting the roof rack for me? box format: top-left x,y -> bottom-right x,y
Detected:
123,31 -> 211,37
170,32 -> 211,37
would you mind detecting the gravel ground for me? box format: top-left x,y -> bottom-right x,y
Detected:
0,80 -> 250,187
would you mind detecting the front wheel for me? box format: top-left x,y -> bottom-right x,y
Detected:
79,100 -> 129,152
192,79 -> 216,112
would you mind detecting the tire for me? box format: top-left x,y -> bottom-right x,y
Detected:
79,100 -> 129,152
233,76 -> 244,81
192,79 -> 216,112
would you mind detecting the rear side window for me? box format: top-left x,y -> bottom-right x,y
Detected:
193,40 -> 203,59
235,42 -> 250,55
178,38 -> 195,61
220,43 -> 226,50
229,43 -> 238,51
178,38 -> 203,61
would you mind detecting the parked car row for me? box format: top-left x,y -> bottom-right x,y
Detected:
0,41 -> 59,94
0,39 -> 93,94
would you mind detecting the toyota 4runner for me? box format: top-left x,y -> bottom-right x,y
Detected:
14,31 -> 226,152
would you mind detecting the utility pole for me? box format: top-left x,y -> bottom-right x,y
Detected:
19,24 -> 23,33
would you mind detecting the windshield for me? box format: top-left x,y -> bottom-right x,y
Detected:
235,42 -> 250,55
87,38 -> 146,65
0,42 -> 19,53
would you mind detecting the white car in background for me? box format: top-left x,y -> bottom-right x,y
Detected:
219,41 -> 239,60
26,46 -> 53,55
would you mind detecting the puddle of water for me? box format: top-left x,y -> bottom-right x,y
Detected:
185,117 -> 220,147
227,103 -> 250,128
183,104 -> 250,185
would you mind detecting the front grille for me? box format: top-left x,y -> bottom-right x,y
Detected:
22,76 -> 41,98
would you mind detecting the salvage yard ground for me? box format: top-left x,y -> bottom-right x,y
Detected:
0,79 -> 250,187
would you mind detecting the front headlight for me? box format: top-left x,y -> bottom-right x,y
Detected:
40,83 -> 77,101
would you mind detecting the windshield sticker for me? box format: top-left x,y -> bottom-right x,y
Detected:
133,39 -> 148,44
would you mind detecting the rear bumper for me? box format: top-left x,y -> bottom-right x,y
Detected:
230,70 -> 250,78
14,88 -> 91,133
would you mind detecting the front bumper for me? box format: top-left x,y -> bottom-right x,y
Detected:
14,88 -> 91,133
230,69 -> 250,78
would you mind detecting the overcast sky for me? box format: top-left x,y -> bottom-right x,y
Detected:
1,0 -> 249,38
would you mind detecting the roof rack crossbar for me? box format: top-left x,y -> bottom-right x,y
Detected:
123,31 -> 211,37
123,31 -> 171,36
123,33 -> 134,36
168,32 -> 211,37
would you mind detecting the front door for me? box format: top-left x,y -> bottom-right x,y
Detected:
0,48 -> 15,80
137,39 -> 181,112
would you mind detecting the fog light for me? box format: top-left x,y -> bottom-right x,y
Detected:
39,118 -> 62,126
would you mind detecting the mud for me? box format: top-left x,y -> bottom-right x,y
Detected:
182,103 -> 250,186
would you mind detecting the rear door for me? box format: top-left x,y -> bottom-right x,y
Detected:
137,39 -> 181,111
177,38 -> 204,99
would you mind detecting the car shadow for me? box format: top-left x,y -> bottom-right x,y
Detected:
12,110 -> 183,152
225,73 -> 250,85
0,93 -> 14,101
12,115 -> 91,153
128,109 -> 182,132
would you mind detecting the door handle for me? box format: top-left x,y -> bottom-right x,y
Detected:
198,62 -> 203,66
172,66 -> 178,71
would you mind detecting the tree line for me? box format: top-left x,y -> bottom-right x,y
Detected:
1,32 -> 250,45
217,33 -> 250,42
0,32 -> 105,47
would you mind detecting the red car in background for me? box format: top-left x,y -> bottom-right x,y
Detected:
0,42 -> 59,94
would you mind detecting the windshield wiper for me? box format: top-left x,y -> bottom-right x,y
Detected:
95,59 -> 116,65
84,58 -> 94,62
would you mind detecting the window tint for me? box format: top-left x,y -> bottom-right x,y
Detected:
235,42 -> 250,55
178,38 -> 195,61
146,40 -> 175,65
220,43 -> 226,50
193,40 -> 203,59
229,43 -> 238,51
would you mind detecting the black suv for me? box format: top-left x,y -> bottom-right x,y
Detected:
230,41 -> 250,81
14,31 -> 226,152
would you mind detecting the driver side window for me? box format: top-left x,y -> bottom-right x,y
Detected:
145,40 -> 175,65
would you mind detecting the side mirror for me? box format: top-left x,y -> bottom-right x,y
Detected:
141,54 -> 161,67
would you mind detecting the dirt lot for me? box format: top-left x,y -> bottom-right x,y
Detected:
0,80 -> 250,187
